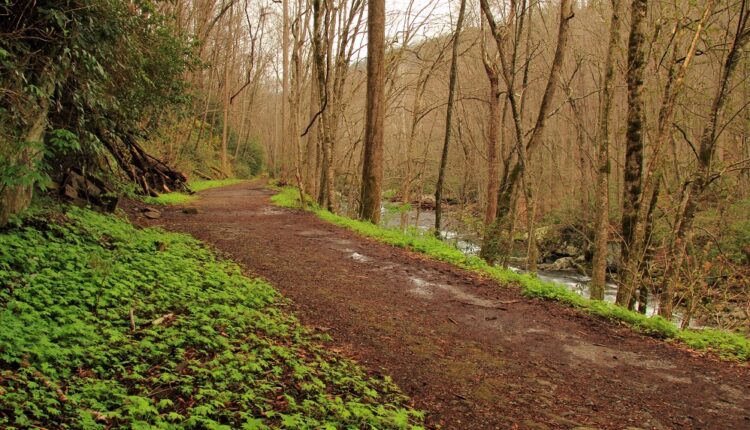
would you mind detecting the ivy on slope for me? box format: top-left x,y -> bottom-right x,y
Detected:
0,207 -> 424,429
271,186 -> 750,361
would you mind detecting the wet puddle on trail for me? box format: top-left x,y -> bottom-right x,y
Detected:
408,276 -> 502,309
409,285 -> 434,298
349,252 -> 370,262
297,229 -> 331,238
261,207 -> 284,216
563,341 -> 675,370
318,232 -> 510,310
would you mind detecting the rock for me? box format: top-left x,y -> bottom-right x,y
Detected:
563,245 -> 581,256
550,257 -> 576,271
606,241 -> 621,271
534,226 -> 551,241
182,207 -> 199,215
415,194 -> 436,210
143,209 -> 161,220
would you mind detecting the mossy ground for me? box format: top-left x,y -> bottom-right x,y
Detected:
0,205 -> 424,429
271,186 -> 750,361
144,179 -> 248,205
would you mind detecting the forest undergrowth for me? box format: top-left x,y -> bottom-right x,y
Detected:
0,204 -> 424,429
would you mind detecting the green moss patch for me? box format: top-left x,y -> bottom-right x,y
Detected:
144,179 -> 248,205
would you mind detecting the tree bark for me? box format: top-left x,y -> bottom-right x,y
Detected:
481,21 -> 501,225
281,0 -> 290,178
220,1 -> 234,174
435,0 -> 467,233
616,0 -> 648,307
312,0 -> 336,211
484,73 -> 501,225
358,0 -> 386,223
591,0 -> 622,300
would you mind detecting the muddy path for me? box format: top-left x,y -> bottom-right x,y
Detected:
131,181 -> 750,429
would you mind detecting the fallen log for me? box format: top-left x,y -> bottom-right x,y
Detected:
97,127 -> 189,197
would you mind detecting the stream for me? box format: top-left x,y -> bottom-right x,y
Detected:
380,205 -> 697,326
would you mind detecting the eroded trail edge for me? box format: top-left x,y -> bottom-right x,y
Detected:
136,182 -> 750,430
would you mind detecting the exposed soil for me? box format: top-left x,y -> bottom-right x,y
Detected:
129,181 -> 750,430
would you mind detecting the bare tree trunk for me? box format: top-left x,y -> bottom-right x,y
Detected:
435,0 -> 467,233
305,69 -> 319,196
591,0 -> 622,300
359,0 -> 386,223
312,0 -> 336,211
280,0 -> 290,179
485,73 -> 501,224
291,0 -> 308,207
481,20 -> 501,225
616,0 -> 648,307
220,1 -> 234,175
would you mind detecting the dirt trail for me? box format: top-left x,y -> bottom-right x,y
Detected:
134,181 -> 749,429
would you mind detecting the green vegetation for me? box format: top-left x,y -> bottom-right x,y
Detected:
143,193 -> 198,206
190,179 -> 247,193
271,186 -> 750,361
0,206 -> 424,429
144,179 -> 247,205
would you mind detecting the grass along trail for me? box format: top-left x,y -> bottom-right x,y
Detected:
135,180 -> 750,429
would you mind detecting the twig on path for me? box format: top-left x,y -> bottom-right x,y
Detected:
448,317 -> 459,325
129,308 -> 136,332
151,313 -> 175,326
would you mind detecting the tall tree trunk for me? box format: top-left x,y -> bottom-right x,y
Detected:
280,0 -> 291,178
220,2 -> 234,175
481,20 -> 501,226
305,68 -> 320,196
591,0 -> 622,300
358,0 -> 386,223
484,73 -> 501,225
312,0 -> 336,211
616,0 -> 648,307
290,0 -> 308,207
435,0 -> 467,233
